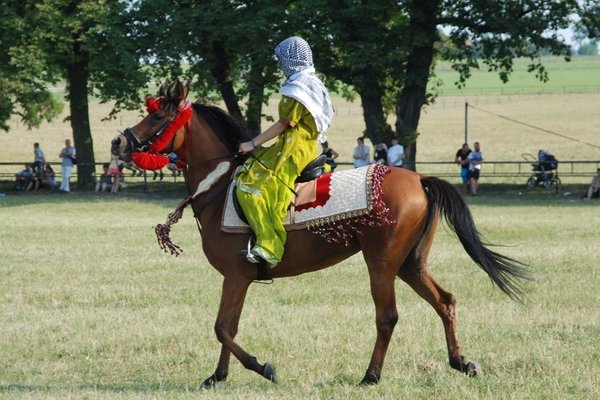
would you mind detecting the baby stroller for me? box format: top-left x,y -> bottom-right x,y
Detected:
523,150 -> 560,190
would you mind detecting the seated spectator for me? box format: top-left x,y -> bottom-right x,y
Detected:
374,143 -> 388,165
14,164 -> 34,191
95,163 -> 113,192
35,164 -> 58,191
353,137 -> 371,168
584,168 -> 600,199
321,141 -> 339,172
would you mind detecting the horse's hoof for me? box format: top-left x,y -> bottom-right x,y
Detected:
465,361 -> 480,377
359,371 -> 380,386
262,362 -> 278,383
201,373 -> 227,389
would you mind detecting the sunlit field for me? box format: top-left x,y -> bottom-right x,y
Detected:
0,194 -> 598,399
1,57 -> 599,399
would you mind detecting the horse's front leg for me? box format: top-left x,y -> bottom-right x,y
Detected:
202,275 -> 277,389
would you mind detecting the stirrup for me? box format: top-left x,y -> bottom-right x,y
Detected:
240,249 -> 261,264
240,236 -> 260,264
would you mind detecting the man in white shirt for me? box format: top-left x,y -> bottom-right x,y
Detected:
387,138 -> 404,167
353,137 -> 371,168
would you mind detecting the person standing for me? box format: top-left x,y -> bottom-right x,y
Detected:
32,142 -> 45,172
386,137 -> 404,167
236,36 -> 333,266
467,142 -> 483,196
455,143 -> 471,192
353,137 -> 370,168
58,139 -> 76,192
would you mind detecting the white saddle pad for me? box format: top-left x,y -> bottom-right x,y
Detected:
221,165 -> 379,233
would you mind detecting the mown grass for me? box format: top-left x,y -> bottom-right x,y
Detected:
1,193 -> 598,399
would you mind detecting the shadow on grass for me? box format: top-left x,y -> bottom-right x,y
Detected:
0,181 -> 593,208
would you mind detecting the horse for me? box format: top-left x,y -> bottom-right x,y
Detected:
111,80 -> 529,388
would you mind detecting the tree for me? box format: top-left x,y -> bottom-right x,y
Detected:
397,0 -> 581,169
0,3 -> 63,132
132,0 -> 292,135
293,0 -> 409,145
2,0 -> 149,189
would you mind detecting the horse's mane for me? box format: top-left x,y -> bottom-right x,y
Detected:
193,103 -> 253,152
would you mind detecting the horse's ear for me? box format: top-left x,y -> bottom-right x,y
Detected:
170,80 -> 189,107
158,81 -> 168,97
179,83 -> 190,107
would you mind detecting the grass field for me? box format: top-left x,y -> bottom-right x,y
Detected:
1,193 -> 598,399
1,56 -> 599,399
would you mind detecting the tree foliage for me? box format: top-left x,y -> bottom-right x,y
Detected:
2,0 -> 598,176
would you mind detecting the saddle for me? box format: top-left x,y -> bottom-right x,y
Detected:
233,154 -> 327,224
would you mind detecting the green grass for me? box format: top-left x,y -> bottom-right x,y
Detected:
433,56 -> 600,95
1,193 -> 599,399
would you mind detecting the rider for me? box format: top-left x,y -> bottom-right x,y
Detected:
236,36 -> 334,266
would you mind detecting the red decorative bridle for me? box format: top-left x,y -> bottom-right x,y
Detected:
125,97 -> 194,170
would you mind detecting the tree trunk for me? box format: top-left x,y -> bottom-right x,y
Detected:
359,92 -> 392,146
245,60 -> 266,136
211,41 -> 244,123
66,56 -> 95,190
395,0 -> 440,171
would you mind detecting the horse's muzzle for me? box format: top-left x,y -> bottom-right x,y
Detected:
111,135 -> 131,161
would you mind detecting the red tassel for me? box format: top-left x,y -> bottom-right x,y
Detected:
131,152 -> 169,170
146,97 -> 161,113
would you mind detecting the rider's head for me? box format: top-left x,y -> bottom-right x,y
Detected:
274,37 -> 314,78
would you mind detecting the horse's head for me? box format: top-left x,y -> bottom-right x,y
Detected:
112,80 -> 190,163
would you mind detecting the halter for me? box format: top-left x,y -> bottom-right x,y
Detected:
123,117 -> 175,154
128,97 -> 193,170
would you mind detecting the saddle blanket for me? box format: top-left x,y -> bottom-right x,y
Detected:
221,164 -> 380,233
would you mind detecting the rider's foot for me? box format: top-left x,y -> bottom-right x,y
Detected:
240,249 -> 261,264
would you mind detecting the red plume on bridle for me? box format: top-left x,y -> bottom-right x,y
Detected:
130,96 -> 193,170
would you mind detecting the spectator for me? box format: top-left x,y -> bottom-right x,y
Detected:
14,163 -> 34,191
166,152 -> 182,177
122,161 -> 143,177
95,163 -> 113,192
353,137 -> 370,168
38,164 -> 58,191
29,164 -> 58,191
152,169 -> 165,181
32,142 -> 45,173
584,168 -> 600,199
58,139 -> 76,192
321,141 -> 339,172
387,137 -> 404,167
374,143 -> 388,164
455,143 -> 472,193
467,142 -> 484,196
107,154 -> 124,193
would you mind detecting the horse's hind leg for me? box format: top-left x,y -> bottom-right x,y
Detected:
398,248 -> 480,376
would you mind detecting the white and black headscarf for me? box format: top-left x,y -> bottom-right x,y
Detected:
274,37 -> 333,142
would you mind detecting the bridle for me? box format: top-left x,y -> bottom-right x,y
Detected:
122,115 -> 175,154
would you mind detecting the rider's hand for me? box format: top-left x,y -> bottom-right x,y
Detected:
238,141 -> 255,154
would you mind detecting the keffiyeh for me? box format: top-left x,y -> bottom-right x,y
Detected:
275,37 -> 333,141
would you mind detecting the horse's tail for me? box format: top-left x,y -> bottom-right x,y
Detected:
420,176 -> 530,302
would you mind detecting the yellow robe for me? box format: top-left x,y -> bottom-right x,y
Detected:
235,96 -> 319,265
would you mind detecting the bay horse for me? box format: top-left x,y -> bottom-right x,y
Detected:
111,81 -> 529,388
